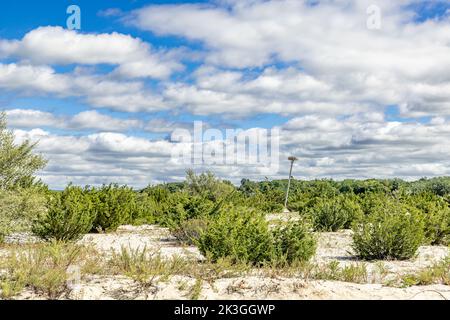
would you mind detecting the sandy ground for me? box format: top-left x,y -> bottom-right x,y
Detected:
78,225 -> 203,260
314,230 -> 449,279
81,225 -> 448,282
2,224 -> 449,300
15,275 -> 450,300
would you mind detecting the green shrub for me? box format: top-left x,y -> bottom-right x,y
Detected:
91,184 -> 135,232
197,207 -> 273,264
170,218 -> 209,245
352,199 -> 425,260
408,194 -> 450,245
185,170 -> 235,202
0,188 -> 47,242
32,186 -> 95,241
154,192 -> 214,228
131,193 -> 159,225
308,196 -> 363,231
245,191 -> 284,213
272,221 -> 317,264
287,196 -> 314,214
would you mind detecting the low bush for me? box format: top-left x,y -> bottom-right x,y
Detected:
287,196 -> 314,214
238,179 -> 285,213
246,192 -> 284,213
407,194 -> 450,245
32,185 -> 96,241
272,221 -> 317,265
197,206 -> 317,265
197,207 -> 273,264
154,192 -> 215,228
308,196 -> 363,231
91,184 -> 136,232
131,193 -> 159,225
352,199 -> 425,260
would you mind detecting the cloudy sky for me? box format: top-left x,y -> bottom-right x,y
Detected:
1,0 -> 450,189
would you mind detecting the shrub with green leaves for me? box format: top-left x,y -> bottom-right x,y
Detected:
0,188 -> 47,242
171,218 -> 209,245
352,199 -> 425,260
272,221 -> 317,265
196,206 -> 316,265
185,169 -> 235,202
408,193 -> 450,245
131,193 -> 159,225
91,184 -> 136,232
154,192 -> 215,228
32,186 -> 96,241
197,207 -> 274,264
308,196 -> 363,231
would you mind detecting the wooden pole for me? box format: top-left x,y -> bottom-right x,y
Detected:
284,156 -> 297,212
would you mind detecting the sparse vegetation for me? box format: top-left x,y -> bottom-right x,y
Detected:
108,246 -> 190,295
400,256 -> 450,287
312,261 -> 368,284
0,242 -> 100,299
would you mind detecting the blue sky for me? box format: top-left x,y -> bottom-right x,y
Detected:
1,0 -> 450,188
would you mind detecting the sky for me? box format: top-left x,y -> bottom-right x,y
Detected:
1,0 -> 450,189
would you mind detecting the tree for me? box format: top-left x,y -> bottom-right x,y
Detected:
184,169 -> 235,202
0,112 -> 47,189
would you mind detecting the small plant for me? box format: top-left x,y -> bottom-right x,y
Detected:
352,199 -> 425,260
32,185 -> 96,241
189,278 -> 203,300
311,261 -> 368,284
108,246 -> 190,296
